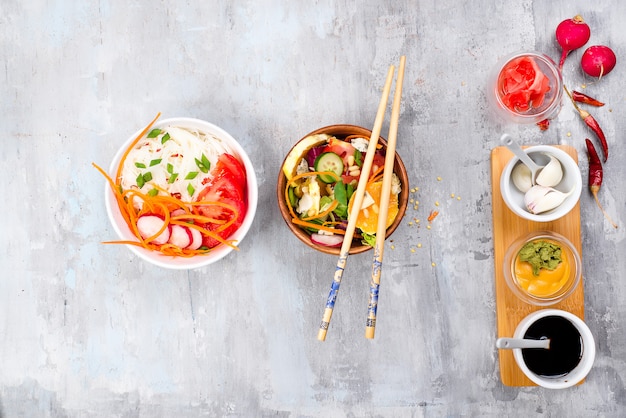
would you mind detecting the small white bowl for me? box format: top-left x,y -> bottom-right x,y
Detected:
512,309 -> 595,389
500,145 -> 582,222
104,117 -> 258,269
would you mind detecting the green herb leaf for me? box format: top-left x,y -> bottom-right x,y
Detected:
333,181 -> 348,218
346,182 -> 355,202
361,232 -> 377,247
168,173 -> 179,184
185,171 -> 199,180
161,132 -> 171,144
354,149 -> 363,167
166,163 -> 174,174
149,158 -> 162,167
187,183 -> 195,197
147,128 -> 162,138
143,172 -> 153,182
134,162 -> 147,169
148,188 -> 159,197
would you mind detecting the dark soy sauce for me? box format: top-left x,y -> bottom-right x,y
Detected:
522,315 -> 583,377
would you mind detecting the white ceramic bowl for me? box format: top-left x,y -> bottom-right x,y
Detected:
512,309 -> 595,389
500,145 -> 582,222
104,117 -> 258,269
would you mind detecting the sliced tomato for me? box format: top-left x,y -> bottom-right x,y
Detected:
195,157 -> 248,249
217,153 -> 247,192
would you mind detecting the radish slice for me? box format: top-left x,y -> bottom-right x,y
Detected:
187,227 -> 203,250
168,224 -> 192,248
137,214 -> 171,245
311,233 -> 344,247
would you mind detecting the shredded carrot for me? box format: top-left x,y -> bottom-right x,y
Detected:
115,112 -> 161,183
428,210 -> 439,222
291,218 -> 347,235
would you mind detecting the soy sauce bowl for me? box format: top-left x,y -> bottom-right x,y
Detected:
512,309 -> 595,389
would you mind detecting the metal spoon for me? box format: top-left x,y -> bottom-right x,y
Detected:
500,133 -> 545,184
496,337 -> 550,350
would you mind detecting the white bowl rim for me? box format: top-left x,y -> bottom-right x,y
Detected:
500,145 -> 582,222
104,117 -> 258,270
512,308 -> 596,389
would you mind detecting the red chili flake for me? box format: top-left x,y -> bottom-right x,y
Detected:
537,118 -> 550,131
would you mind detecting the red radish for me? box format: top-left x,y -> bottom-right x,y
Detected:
555,15 -> 591,71
168,224 -> 192,248
581,45 -> 617,79
310,233 -> 344,247
187,227 -> 203,250
136,214 -> 171,245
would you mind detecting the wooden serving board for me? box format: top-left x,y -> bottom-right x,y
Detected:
490,145 -> 584,387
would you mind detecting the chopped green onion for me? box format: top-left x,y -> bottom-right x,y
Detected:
161,132 -> 171,144
354,149 -> 363,167
168,173 -> 179,184
167,163 -> 174,174
147,128 -> 162,138
201,154 -> 211,170
195,154 -> 211,173
136,173 -> 145,188
135,162 -> 146,169
143,172 -> 153,182
185,171 -> 199,180
148,188 -> 159,197
149,158 -> 162,167
187,183 -> 195,197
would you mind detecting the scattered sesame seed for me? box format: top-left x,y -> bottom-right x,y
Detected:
409,198 -> 415,204
427,225 -> 431,230
457,196 -> 461,200
450,193 -> 455,198
435,201 -> 440,206
437,176 -> 442,181
411,248 -> 416,253
408,221 -> 413,226
390,245 -> 395,250
567,132 -> 571,137
413,205 -> 419,210
431,262 -> 436,267
581,84 -> 586,89
417,243 -> 422,248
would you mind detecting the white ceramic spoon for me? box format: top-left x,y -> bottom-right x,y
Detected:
496,337 -> 550,350
500,133 -> 545,184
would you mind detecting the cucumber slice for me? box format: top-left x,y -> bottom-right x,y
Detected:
314,152 -> 344,183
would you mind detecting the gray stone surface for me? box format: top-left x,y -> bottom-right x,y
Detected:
2,0 -> 626,416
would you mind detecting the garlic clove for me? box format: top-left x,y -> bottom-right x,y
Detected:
511,162 -> 533,192
535,154 -> 563,188
524,185 -> 572,214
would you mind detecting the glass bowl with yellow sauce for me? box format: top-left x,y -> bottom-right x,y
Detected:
503,231 -> 582,306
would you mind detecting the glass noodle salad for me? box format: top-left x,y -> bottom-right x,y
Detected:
282,133 -> 401,248
94,114 -> 248,256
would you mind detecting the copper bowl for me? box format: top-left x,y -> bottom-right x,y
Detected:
277,124 -> 409,255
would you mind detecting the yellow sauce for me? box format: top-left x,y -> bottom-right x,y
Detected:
514,240 -> 571,298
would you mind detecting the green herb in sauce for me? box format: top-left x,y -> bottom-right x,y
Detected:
518,240 -> 563,276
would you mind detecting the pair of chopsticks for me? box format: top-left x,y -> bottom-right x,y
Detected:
317,56 -> 406,341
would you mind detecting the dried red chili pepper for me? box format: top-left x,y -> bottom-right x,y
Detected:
565,86 -> 609,162
585,138 -> 617,228
572,90 -> 604,107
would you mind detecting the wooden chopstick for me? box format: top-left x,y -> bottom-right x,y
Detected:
317,64 -> 396,342
365,55 -> 406,339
